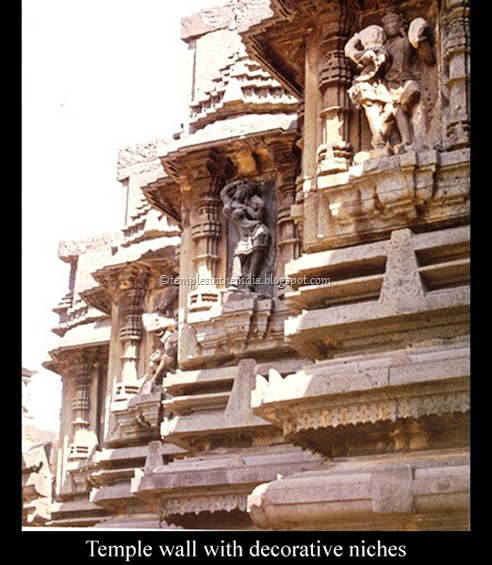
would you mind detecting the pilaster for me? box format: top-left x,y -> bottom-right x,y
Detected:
113,265 -> 151,403
442,0 -> 470,149
186,153 -> 235,315
316,5 -> 353,174
69,353 -> 97,460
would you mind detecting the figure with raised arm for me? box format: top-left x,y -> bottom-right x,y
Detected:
345,12 -> 435,154
220,180 -> 271,291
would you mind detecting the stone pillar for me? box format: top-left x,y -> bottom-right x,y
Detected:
277,198 -> 301,272
442,0 -> 470,149
187,157 -> 232,312
270,140 -> 302,277
189,194 -> 222,311
69,356 -> 95,460
316,6 -> 353,175
114,265 -> 150,401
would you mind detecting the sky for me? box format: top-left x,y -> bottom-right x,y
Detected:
22,0 -> 226,430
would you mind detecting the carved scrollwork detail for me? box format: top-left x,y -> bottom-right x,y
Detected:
162,493 -> 248,517
283,391 -> 469,437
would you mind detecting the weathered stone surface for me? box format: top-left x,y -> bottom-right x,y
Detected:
252,345 -> 469,457
189,47 -> 297,132
45,0 -> 470,531
161,360 -> 276,451
117,140 -> 165,181
235,0 -> 275,33
132,444 -> 321,528
181,3 -> 235,40
58,232 -> 122,262
22,443 -> 54,525
283,225 -> 469,359
22,368 -> 58,526
247,449 -> 470,530
53,319 -> 111,350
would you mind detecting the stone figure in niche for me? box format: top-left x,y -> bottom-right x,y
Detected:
220,179 -> 271,292
345,12 -> 435,154
140,290 -> 178,394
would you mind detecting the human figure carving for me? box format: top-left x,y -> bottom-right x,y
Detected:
345,12 -> 434,154
220,180 -> 271,291
141,313 -> 178,393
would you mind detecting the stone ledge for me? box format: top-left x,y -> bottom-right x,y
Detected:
161,360 -> 280,451
253,346 -> 469,406
252,344 -> 469,456
247,449 -> 470,530
90,483 -> 132,506
132,445 -> 320,501
50,498 -> 108,517
158,113 -> 297,163
93,443 -> 185,464
58,232 -> 122,262
283,226 -> 470,359
301,149 -> 470,252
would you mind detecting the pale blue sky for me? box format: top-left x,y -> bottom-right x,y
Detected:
22,0 -> 225,429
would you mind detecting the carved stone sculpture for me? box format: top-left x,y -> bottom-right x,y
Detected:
141,313 -> 178,393
220,180 -> 271,292
345,12 -> 434,154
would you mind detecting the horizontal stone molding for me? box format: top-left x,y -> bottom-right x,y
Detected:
160,360 -> 276,451
283,226 -> 469,359
301,149 -> 469,252
132,445 -> 321,518
248,449 -> 470,530
253,345 -> 469,445
163,493 -> 248,517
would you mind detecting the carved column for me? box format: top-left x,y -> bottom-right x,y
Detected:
188,156 -> 233,312
270,140 -> 302,277
193,197 -> 221,280
442,0 -> 470,149
317,6 -> 353,174
69,353 -> 96,460
188,189 -> 222,312
113,265 -> 150,401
